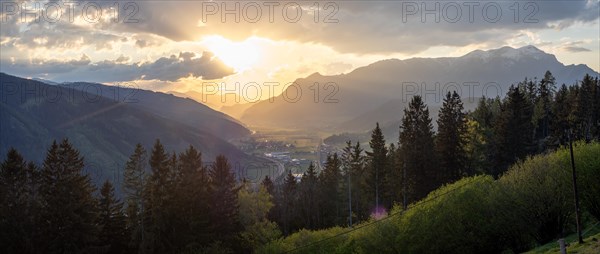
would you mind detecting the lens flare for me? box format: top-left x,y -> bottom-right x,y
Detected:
370,206 -> 388,220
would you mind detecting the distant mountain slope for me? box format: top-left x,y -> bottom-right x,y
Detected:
166,90 -> 221,110
63,82 -> 250,140
0,73 -> 258,188
219,102 -> 255,119
167,90 -> 255,120
242,45 -> 598,131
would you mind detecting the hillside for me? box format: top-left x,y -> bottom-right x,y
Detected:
258,142 -> 600,254
0,73 -> 260,187
65,82 -> 250,141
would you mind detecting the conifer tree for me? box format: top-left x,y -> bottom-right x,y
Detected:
537,71 -> 556,139
176,145 -> 211,248
208,155 -> 241,245
261,175 -> 275,196
340,141 -> 367,224
261,175 -> 276,222
38,139 -> 99,254
98,180 -> 129,254
399,96 -> 437,202
281,170 -> 297,235
0,148 -> 39,254
549,84 -> 571,146
123,143 -> 147,251
297,162 -> 320,229
578,74 -> 598,141
366,123 -> 387,213
436,91 -> 468,183
494,85 -> 534,175
142,139 -> 172,253
320,154 -> 342,227
469,97 -> 502,175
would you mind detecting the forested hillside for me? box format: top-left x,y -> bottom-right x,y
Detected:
1,72 -> 598,253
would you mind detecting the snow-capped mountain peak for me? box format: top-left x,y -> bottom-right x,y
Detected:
462,45 -> 551,62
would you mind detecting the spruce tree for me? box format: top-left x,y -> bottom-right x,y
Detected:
436,91 -> 468,183
469,97 -> 502,175
281,170 -> 297,235
98,180 -> 129,254
122,143 -> 147,252
494,85 -> 534,175
399,96 -> 437,202
549,84 -> 571,146
299,162 -> 320,229
142,139 -> 172,253
261,175 -> 276,222
319,154 -> 342,227
261,175 -> 275,196
38,139 -> 99,254
208,155 -> 241,245
0,148 -> 38,254
176,145 -> 211,248
366,123 -> 387,213
340,141 -> 367,224
579,74 -> 598,141
538,71 -> 556,139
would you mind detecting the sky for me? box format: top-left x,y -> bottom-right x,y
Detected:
1,0 -> 598,105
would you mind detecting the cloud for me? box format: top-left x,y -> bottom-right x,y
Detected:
1,1 -> 597,55
115,55 -> 130,63
564,46 -> 591,52
1,19 -> 123,51
1,0 -> 598,83
104,1 -> 599,54
135,39 -> 148,48
0,51 -> 235,82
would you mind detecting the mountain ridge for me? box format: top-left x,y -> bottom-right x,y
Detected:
0,73 -> 265,191
242,45 -> 598,130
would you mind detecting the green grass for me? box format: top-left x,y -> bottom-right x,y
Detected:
525,223 -> 600,254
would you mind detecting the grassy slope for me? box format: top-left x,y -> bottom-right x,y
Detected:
526,223 -> 600,254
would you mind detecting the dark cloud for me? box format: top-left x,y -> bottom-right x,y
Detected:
101,0 -> 599,54
0,51 -> 235,82
1,0 -> 597,64
115,55 -> 130,63
135,39 -> 148,48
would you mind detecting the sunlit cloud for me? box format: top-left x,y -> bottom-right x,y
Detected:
0,0 -> 598,99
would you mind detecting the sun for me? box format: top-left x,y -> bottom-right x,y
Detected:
204,36 -> 261,72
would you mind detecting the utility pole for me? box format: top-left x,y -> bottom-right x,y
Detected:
568,129 -> 584,244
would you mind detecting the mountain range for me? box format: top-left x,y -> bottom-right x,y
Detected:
241,45 -> 599,133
